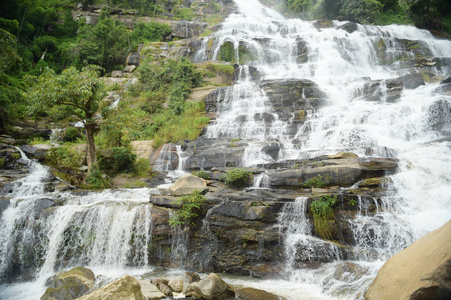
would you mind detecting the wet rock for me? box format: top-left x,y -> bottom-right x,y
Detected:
358,78 -> 403,103
398,73 -> 425,89
0,135 -> 15,145
235,287 -> 281,300
149,195 -> 181,208
204,87 -> 230,112
171,21 -> 208,39
182,272 -> 201,295
313,20 -> 333,29
168,174 -> 208,196
138,280 -> 164,300
261,143 -> 280,160
295,38 -> 309,63
428,99 -> 451,135
20,144 -> 51,161
78,275 -> 145,300
365,220 -> 451,300
190,273 -> 235,300
337,22 -> 358,34
327,152 -> 358,159
42,266 -> 95,300
168,277 -> 183,293
269,157 -> 397,188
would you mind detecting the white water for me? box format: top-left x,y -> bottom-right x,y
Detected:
1,1 -> 451,299
194,0 -> 451,298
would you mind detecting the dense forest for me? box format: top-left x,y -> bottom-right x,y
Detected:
0,0 -> 450,186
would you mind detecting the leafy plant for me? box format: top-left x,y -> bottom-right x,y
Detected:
85,168 -> 112,189
310,195 -> 338,240
169,191 -> 206,227
98,147 -> 137,175
134,158 -> 152,177
220,168 -> 252,188
193,170 -> 210,180
46,145 -> 83,171
304,174 -> 327,188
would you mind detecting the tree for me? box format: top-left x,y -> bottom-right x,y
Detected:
71,12 -> 130,71
25,65 -> 108,174
340,0 -> 384,24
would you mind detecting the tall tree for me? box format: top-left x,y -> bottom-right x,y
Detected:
25,65 -> 108,174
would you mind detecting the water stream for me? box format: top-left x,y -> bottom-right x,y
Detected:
1,0 -> 451,299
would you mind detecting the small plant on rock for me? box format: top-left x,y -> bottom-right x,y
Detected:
169,191 -> 206,227
310,195 -> 338,240
193,170 -> 210,180
304,174 -> 326,188
220,168 -> 252,188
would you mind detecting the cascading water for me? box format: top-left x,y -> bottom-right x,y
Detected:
1,0 -> 450,299
194,0 -> 451,298
0,150 -> 162,299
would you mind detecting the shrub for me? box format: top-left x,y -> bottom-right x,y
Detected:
169,191 -> 206,226
98,147 -> 136,175
63,127 -> 82,143
220,168 -> 252,188
134,158 -> 151,177
310,195 -> 338,240
85,169 -> 112,189
193,170 -> 210,180
46,145 -> 83,170
303,174 -> 327,188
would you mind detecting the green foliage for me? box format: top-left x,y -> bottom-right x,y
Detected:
98,147 -> 137,175
218,41 -> 235,62
168,191 -> 206,227
220,168 -> 252,188
85,168 -> 112,189
63,127 -> 82,143
304,174 -> 326,188
340,0 -> 384,24
25,65 -> 107,122
193,170 -> 210,180
310,195 -> 338,240
173,7 -> 196,21
70,12 -> 130,71
46,145 -> 83,170
131,22 -> 171,48
134,158 -> 151,177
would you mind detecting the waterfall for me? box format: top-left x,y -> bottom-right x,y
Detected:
194,0 -> 451,297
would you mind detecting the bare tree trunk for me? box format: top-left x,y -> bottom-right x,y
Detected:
85,123 -> 98,175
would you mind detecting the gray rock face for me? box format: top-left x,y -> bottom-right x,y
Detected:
127,53 -> 141,66
357,78 -> 403,103
171,21 -> 208,39
337,22 -> 358,33
268,157 -> 398,188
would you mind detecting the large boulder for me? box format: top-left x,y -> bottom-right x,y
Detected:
169,174 -> 208,196
41,267 -> 95,300
365,220 -> 451,300
189,273 -> 235,300
235,287 -> 281,300
131,140 -> 154,160
138,280 -> 164,300
78,275 -> 145,300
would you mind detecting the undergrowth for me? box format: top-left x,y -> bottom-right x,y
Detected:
310,195 -> 338,240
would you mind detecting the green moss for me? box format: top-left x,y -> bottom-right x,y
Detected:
218,41 -> 235,62
205,63 -> 235,76
11,153 -> 21,160
200,29 -> 213,37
